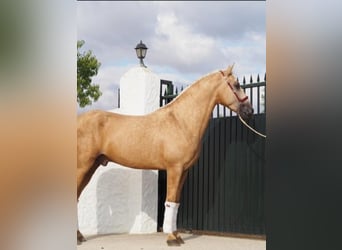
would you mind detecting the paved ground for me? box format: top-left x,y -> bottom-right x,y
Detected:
77,233 -> 266,250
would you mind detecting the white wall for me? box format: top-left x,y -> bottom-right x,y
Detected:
78,66 -> 161,235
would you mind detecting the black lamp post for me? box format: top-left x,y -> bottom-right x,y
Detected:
135,40 -> 148,67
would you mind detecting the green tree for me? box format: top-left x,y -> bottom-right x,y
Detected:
77,40 -> 102,107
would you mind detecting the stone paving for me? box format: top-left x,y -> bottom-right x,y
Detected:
77,233 -> 266,250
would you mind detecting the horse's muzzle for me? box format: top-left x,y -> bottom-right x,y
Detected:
238,102 -> 254,121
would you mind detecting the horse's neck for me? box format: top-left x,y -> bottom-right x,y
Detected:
168,73 -> 220,140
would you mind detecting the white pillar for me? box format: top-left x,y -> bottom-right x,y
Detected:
78,66 -> 161,235
120,66 -> 160,115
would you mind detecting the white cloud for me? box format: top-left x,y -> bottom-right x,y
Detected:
221,31 -> 266,78
154,12 -> 216,64
149,12 -> 225,74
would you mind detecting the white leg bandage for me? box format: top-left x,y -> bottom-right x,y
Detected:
162,201 -> 180,233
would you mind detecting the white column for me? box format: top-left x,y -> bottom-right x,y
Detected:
78,66 -> 160,235
119,66 -> 160,115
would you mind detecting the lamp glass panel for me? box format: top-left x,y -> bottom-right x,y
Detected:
135,48 -> 142,58
141,48 -> 147,58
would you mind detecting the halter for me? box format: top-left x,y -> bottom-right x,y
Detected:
220,70 -> 248,103
220,70 -> 267,138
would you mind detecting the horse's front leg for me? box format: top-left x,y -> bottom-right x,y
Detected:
163,168 -> 189,246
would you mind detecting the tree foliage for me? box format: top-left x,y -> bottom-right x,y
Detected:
77,40 -> 102,107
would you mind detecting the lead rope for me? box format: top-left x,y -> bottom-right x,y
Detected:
238,114 -> 267,138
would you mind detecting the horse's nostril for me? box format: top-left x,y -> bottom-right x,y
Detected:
251,108 -> 254,114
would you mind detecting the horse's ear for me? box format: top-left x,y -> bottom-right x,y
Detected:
227,63 -> 235,75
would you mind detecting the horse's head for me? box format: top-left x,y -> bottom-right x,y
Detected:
217,64 -> 254,121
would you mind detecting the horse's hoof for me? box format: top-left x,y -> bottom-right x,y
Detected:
77,231 -> 86,244
166,239 -> 181,246
77,236 -> 86,243
176,236 -> 185,244
166,232 -> 183,246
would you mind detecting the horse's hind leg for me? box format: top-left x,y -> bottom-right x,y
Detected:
164,168 -> 188,246
77,156 -> 106,199
77,157 -> 101,244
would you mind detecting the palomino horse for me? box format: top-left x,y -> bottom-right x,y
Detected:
77,64 -> 253,246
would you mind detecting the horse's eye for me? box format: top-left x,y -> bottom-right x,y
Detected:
235,83 -> 241,90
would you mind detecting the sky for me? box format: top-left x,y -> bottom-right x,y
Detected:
77,1 -> 265,113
